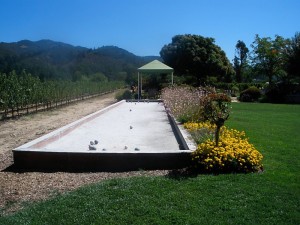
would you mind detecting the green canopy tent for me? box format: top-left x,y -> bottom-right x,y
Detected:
137,60 -> 174,99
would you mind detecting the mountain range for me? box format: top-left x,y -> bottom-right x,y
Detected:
0,39 -> 160,82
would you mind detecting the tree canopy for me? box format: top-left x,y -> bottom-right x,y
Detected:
250,34 -> 289,84
160,34 -> 234,85
286,32 -> 300,81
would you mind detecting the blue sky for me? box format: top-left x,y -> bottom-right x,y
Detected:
0,0 -> 299,60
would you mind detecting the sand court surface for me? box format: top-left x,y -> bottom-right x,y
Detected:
15,101 -> 188,153
13,100 -> 194,171
43,101 -> 180,152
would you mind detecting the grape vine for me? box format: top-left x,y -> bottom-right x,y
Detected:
0,70 -> 123,119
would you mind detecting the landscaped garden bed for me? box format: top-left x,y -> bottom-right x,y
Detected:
162,86 -> 264,174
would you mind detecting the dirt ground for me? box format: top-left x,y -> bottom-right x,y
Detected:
0,92 -> 168,215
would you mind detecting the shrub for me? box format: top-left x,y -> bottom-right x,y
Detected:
231,85 -> 239,97
185,122 -> 263,173
239,86 -> 261,102
264,82 -> 300,103
209,82 -> 264,93
161,86 -> 215,123
115,89 -> 133,101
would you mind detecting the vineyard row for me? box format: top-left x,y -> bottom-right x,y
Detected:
0,71 -> 124,119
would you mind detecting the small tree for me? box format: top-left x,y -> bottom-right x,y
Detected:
202,93 -> 231,146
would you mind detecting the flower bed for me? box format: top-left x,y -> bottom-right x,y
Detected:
185,122 -> 263,173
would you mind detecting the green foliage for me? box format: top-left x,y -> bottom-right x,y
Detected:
286,32 -> 300,81
0,71 -> 123,119
233,40 -> 249,82
160,34 -> 234,85
239,86 -> 262,102
233,33 -> 300,85
251,34 -> 290,84
186,126 -> 215,145
0,40 -> 159,83
89,72 -> 108,82
202,94 -> 231,124
176,110 -> 199,124
231,85 -> 240,97
210,82 -> 264,93
264,82 -> 300,103
115,89 -> 133,101
202,93 -> 231,146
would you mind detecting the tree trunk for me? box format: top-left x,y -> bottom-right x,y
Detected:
215,125 -> 221,147
215,118 -> 225,146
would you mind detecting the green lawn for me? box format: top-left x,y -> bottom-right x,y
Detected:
1,103 -> 299,225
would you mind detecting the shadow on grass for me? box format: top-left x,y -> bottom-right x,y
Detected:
165,167 -> 199,180
165,166 -> 265,180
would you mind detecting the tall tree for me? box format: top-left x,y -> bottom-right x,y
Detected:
250,34 -> 289,84
160,34 -> 234,85
286,32 -> 300,81
233,40 -> 249,82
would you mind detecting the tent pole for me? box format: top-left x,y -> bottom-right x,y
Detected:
138,72 -> 140,100
171,72 -> 174,85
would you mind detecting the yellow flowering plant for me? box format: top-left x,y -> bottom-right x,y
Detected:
185,122 -> 263,173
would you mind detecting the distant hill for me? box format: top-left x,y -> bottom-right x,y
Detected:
0,39 -> 161,82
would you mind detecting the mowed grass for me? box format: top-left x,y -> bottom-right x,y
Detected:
1,103 -> 299,225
